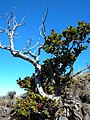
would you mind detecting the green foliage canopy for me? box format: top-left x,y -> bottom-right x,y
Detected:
39,21 -> 90,94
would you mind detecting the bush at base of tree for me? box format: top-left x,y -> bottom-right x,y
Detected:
13,91 -> 60,120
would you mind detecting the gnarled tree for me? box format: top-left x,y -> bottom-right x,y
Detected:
0,9 -> 90,119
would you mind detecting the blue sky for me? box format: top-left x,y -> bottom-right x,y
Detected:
0,0 -> 90,96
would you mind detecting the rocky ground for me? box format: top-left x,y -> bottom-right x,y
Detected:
62,72 -> 90,120
0,72 -> 90,120
0,96 -> 16,120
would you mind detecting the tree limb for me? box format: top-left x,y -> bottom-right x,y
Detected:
0,42 -> 10,50
35,74 -> 60,100
0,13 -> 38,67
39,6 -> 48,40
0,9 -> 61,100
21,38 -> 32,52
73,65 -> 90,77
0,41 -> 37,66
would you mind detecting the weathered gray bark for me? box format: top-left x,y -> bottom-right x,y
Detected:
0,10 -> 61,101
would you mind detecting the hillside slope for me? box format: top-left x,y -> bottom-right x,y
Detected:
63,72 -> 90,120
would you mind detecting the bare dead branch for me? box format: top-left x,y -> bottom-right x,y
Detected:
37,7 -> 49,57
38,44 -> 44,56
12,51 -> 37,65
73,65 -> 90,77
41,6 -> 48,40
22,40 -> 40,61
0,9 -> 61,100
21,7 -> 49,61
6,11 -> 25,38
0,44 -> 10,50
0,27 -> 9,34
29,41 -> 39,51
7,11 -> 14,31
11,21 -> 25,36
39,7 -> 48,41
0,11 -> 39,67
21,38 -> 32,52
23,50 -> 37,60
0,37 -> 39,66
21,16 -> 26,24
0,42 -> 38,66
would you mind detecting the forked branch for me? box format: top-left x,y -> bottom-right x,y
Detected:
0,9 -> 60,100
0,12 -> 38,67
